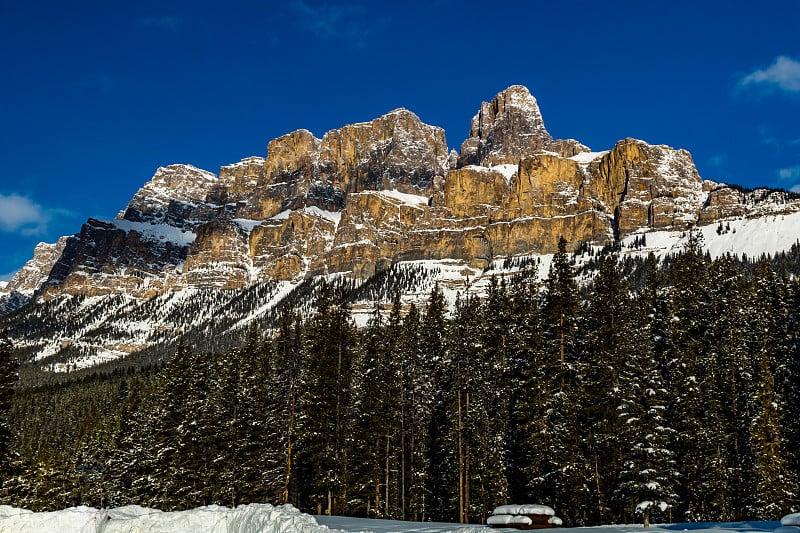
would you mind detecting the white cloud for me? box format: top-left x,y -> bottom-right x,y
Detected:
779,166 -> 800,193
741,56 -> 800,93
0,194 -> 50,235
778,166 -> 800,181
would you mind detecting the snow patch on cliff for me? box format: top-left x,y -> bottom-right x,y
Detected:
112,220 -> 196,246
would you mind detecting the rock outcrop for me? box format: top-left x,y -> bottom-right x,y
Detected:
11,85 -> 800,303
457,85 -> 590,166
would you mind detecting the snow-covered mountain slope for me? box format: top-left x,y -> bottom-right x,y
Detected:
3,211 -> 799,374
5,85 -> 800,310
3,84 -> 800,372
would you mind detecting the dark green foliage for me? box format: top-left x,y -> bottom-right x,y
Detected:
0,330 -> 17,489
4,241 -> 800,524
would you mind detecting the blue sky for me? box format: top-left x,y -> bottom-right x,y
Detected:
1,0 -> 799,280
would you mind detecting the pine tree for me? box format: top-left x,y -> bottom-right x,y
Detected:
351,301 -> 399,518
666,230 -> 730,520
477,277 -> 513,515
784,277 -> 800,503
420,283 -> 454,522
508,266 -> 546,505
741,261 -> 797,516
401,302 -> 434,522
269,303 -> 306,506
300,280 -> 357,515
707,255 -> 751,518
0,330 -> 17,488
539,237 -> 592,525
445,294 -> 485,523
615,280 -> 677,527
581,255 -> 629,523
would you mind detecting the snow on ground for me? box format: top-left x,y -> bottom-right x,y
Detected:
111,220 -> 196,246
0,503 -> 346,533
270,209 -> 292,221
317,516 -> 781,533
0,504 -> 787,533
317,515 -> 487,533
621,212 -> 800,260
234,218 -> 266,233
781,514 -> 800,526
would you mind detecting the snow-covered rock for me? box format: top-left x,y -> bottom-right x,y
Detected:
782,514 -> 800,526
491,504 -> 555,517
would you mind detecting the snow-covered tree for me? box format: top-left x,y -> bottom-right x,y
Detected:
299,281 -> 357,515
615,288 -> 677,527
0,330 -> 17,486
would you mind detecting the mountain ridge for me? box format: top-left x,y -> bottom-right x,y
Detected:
6,86 -> 799,303
3,85 -> 800,370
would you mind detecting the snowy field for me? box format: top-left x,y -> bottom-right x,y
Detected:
0,503 -> 791,533
318,516 -> 782,533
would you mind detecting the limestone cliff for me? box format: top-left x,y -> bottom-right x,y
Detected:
15,85 -> 800,302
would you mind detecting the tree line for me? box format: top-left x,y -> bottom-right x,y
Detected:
1,234 -> 799,526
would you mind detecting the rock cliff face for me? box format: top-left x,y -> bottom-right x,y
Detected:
9,85 -> 800,304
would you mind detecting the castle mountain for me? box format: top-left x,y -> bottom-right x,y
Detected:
2,85 -> 800,369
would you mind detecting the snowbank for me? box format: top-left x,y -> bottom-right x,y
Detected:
0,503 -> 343,533
781,513 -> 800,527
487,514 -> 532,526
491,504 -> 555,516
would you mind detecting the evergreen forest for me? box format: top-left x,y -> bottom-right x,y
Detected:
1,234 -> 799,526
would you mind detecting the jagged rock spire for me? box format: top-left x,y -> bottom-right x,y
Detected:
458,85 -> 553,167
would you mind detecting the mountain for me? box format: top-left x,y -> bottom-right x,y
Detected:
2,85 -> 800,372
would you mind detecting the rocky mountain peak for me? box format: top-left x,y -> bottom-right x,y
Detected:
121,164 -> 218,226
458,85 -> 553,167
456,85 -> 592,167
5,86 -> 800,314
0,237 -> 68,305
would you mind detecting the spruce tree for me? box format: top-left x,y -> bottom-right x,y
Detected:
0,330 -> 17,488
508,266 -> 547,504
581,255 -> 629,523
615,282 -> 677,527
300,280 -> 357,515
351,302 -> 399,518
741,261 -> 797,516
540,237 -> 591,524
707,255 -> 751,518
666,230 -> 730,520
269,303 -> 306,506
401,302 -> 434,522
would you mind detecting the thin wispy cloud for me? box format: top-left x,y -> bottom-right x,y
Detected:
139,15 -> 182,32
0,194 -> 72,237
290,1 -> 372,46
777,165 -> 800,193
740,55 -> 800,94
778,165 -> 800,181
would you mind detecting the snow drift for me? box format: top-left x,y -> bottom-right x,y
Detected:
0,503 -> 344,533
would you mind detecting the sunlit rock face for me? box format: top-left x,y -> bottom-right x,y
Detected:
14,85 -> 798,301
